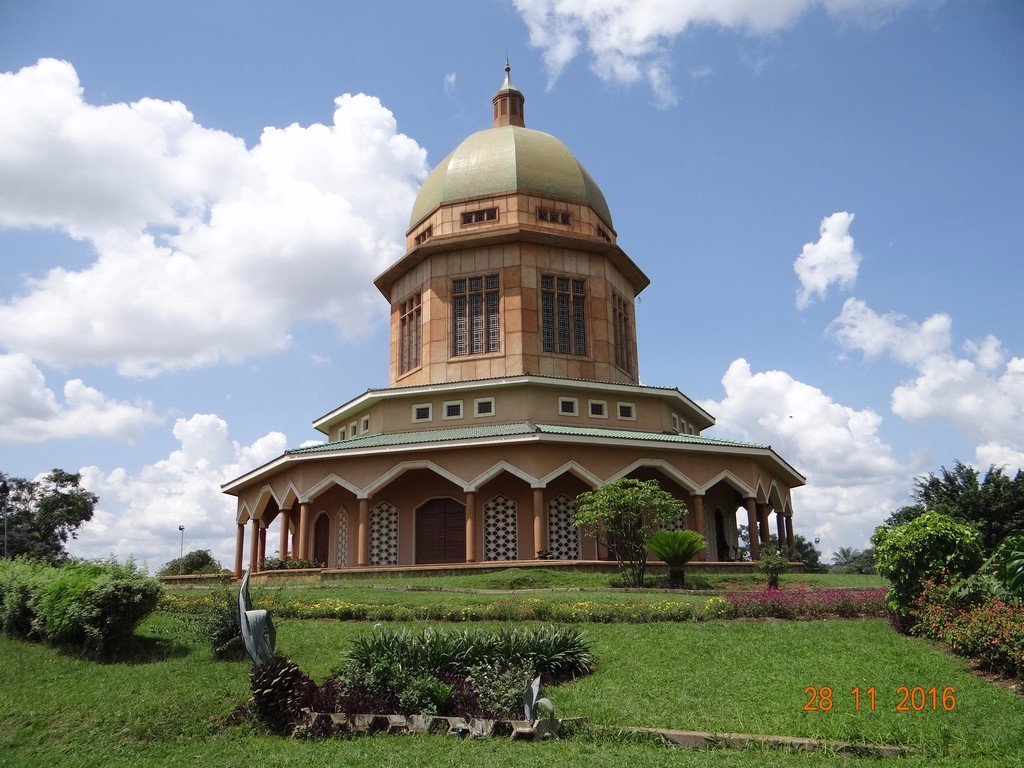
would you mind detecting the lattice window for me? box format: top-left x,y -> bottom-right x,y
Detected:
612,293 -> 633,374
369,502 -> 399,566
547,495 -> 580,560
484,495 -> 518,561
663,512 -> 687,532
452,275 -> 499,356
537,208 -> 571,225
335,508 -> 348,567
460,207 -> 498,226
398,293 -> 422,375
541,275 -> 586,355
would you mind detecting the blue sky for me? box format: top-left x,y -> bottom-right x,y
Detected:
1,0 -> 1021,570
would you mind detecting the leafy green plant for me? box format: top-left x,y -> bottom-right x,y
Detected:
157,549 -> 222,576
756,537 -> 788,590
260,557 -> 324,570
575,478 -> 686,587
466,661 -> 534,719
0,558 -> 56,638
645,530 -> 705,587
180,587 -> 244,659
872,511 -> 984,616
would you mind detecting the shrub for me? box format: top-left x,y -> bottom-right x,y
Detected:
756,537 -> 788,589
0,558 -> 56,638
872,511 -> 983,616
645,530 -> 706,587
157,549 -> 222,576
725,588 -> 888,620
33,559 -> 162,655
260,557 -> 323,570
181,587 -> 245,660
466,661 -> 534,719
251,655 -> 333,735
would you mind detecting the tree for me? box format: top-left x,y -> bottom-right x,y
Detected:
831,546 -> 876,575
645,530 -> 706,587
575,479 -> 686,587
872,511 -> 984,615
790,534 -> 824,572
884,461 -> 1024,554
0,469 -> 97,564
758,536 -> 788,589
157,549 -> 222,577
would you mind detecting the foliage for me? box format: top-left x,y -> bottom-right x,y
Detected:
0,557 -> 161,655
789,534 -> 826,572
466,661 -> 535,719
885,461 -> 1024,554
911,579 -> 1024,679
260,557 -> 324,570
644,530 -> 705,587
181,587 -> 245,659
0,469 -> 97,564
251,655 -> 333,735
157,549 -> 221,576
575,479 -> 686,587
988,534 -> 1024,598
831,545 -> 876,574
756,537 -> 788,589
725,587 -> 889,620
872,511 -> 984,616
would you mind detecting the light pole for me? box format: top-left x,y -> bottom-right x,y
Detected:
0,480 -> 9,559
178,525 -> 185,574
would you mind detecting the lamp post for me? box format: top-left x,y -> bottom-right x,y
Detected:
0,480 -> 9,559
178,525 -> 185,574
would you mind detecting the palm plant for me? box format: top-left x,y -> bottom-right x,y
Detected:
645,530 -> 706,587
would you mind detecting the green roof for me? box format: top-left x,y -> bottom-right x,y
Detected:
409,126 -> 613,229
287,422 -> 766,456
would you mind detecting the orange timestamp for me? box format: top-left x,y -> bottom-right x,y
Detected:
803,685 -> 957,712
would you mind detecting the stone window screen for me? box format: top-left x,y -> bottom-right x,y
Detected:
484,495 -> 518,561
369,502 -> 399,566
547,495 -> 580,560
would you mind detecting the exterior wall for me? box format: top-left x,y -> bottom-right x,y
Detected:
387,237 -> 639,387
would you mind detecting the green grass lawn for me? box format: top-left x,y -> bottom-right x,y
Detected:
2,611 -> 1019,768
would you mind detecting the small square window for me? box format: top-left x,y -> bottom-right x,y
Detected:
617,402 -> 636,421
443,400 -> 463,420
588,400 -> 607,418
412,403 -> 432,423
474,398 -> 495,417
559,397 -> 579,416
461,212 -> 473,225
671,414 -> 680,432
337,427 -> 346,441
360,416 -> 370,434
486,209 -> 497,221
349,421 -> 357,438
560,213 -> 570,225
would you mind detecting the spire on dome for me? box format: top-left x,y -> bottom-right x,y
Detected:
492,58 -> 525,127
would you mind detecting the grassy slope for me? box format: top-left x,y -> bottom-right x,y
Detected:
2,612 -> 1019,767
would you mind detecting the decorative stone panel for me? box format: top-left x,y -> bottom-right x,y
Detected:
483,495 -> 518,561
547,495 -> 580,560
369,502 -> 399,566
663,512 -> 687,532
335,509 -> 348,568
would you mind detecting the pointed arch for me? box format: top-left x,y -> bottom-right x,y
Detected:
468,461 -> 539,491
608,458 -> 700,494
302,473 -> 363,502
362,460 -> 468,498
767,481 -> 785,512
698,470 -> 756,498
754,479 -> 770,504
250,485 -> 280,520
236,501 -> 252,525
279,481 -> 302,509
537,461 -> 603,490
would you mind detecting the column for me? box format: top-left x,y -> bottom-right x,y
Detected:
248,518 -> 260,572
785,514 -> 794,550
465,491 -> 477,563
357,498 -> 370,567
279,509 -> 290,561
776,511 -> 786,550
692,495 -> 706,562
532,488 -> 546,557
744,498 -> 760,561
297,502 -> 311,561
257,525 -> 267,568
757,503 -> 770,545
233,522 -> 245,577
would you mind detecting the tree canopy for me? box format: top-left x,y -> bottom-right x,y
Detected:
0,469 -> 97,564
885,461 -> 1024,554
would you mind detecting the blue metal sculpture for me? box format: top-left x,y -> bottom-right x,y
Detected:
238,568 -> 276,666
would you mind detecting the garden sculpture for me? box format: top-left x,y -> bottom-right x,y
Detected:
238,568 -> 276,666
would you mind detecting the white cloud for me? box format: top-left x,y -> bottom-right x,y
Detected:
689,65 -> 713,80
794,211 -> 862,308
443,72 -> 457,96
512,0 -> 914,102
0,352 -> 161,442
832,298 -> 1024,472
0,59 -> 428,377
702,358 -> 910,554
72,413 -> 287,572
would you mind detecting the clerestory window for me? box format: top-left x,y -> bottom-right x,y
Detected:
452,274 -> 500,356
541,275 -> 586,355
398,293 -> 422,375
612,292 -> 634,375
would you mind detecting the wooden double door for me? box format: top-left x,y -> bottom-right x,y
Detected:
415,498 -> 466,564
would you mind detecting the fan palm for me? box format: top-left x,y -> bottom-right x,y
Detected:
646,530 -> 706,587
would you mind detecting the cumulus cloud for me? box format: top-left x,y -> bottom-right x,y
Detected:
832,299 -> 1024,471
702,358 -> 910,554
0,58 -> 428,376
794,211 -> 862,308
512,0 -> 914,103
0,353 -> 160,442
72,414 -> 287,571
443,72 -> 457,97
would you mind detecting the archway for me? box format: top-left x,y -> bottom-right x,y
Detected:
713,508 -> 732,562
312,513 -> 330,565
415,498 -> 466,564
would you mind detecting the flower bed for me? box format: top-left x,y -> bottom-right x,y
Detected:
725,588 -> 889,620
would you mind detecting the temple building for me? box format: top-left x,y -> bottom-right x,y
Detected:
222,65 -> 805,574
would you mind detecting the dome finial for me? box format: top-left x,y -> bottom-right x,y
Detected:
505,55 -> 510,74
492,56 -> 525,128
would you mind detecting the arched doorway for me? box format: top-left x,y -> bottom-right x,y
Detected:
312,513 -> 330,565
416,498 -> 466,564
714,508 -> 731,562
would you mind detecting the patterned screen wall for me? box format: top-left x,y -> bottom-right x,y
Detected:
547,495 -> 580,560
369,502 -> 399,565
335,508 -> 348,568
663,512 -> 687,531
483,495 -> 518,561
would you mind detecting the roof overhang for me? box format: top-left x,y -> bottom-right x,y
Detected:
311,374 -> 715,437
